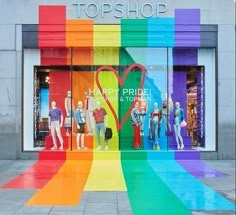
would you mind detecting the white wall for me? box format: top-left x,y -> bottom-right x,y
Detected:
198,49 -> 216,151
23,49 -> 40,150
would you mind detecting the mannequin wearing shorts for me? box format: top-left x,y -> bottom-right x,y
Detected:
74,101 -> 87,150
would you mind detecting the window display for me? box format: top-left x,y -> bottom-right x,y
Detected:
23,47 -> 215,152
173,102 -> 185,150
130,102 -> 142,150
93,101 -> 109,151
74,101 -> 88,150
149,102 -> 162,150
48,101 -> 64,150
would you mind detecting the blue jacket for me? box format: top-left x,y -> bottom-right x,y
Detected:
74,108 -> 86,124
173,108 -> 185,124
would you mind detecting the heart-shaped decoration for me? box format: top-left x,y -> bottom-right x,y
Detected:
95,63 -> 146,131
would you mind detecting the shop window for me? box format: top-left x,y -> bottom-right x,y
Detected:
23,48 -> 216,152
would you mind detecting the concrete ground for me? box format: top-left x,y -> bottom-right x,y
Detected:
0,160 -> 235,215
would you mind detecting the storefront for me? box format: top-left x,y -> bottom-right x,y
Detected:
0,0 -> 235,159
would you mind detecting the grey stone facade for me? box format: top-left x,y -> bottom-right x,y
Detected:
0,0 -> 235,159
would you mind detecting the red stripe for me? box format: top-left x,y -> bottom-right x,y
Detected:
1,160 -> 65,189
39,6 -> 66,47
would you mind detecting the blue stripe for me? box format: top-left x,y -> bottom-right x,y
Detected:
148,18 -> 175,47
149,160 -> 236,210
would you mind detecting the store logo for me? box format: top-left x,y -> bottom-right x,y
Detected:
73,2 -> 168,18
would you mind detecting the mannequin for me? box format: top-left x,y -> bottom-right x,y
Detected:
48,101 -> 64,150
93,101 -> 109,150
137,92 -> 148,136
173,102 -> 185,149
85,90 -> 95,135
162,92 -> 173,136
149,102 -> 162,150
64,90 -> 75,136
74,101 -> 88,150
130,102 -> 141,149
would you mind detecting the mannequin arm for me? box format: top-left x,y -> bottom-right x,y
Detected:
60,114 -> 63,127
48,117 -> 51,129
64,98 -> 68,115
159,110 -> 163,125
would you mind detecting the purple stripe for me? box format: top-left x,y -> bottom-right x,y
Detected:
177,160 -> 225,178
175,9 -> 200,47
175,151 -> 200,160
172,49 -> 198,142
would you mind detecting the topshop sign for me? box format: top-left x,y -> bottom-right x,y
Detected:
73,2 -> 168,18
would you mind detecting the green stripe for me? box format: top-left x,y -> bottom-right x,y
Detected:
121,19 -> 148,47
121,160 -> 192,215
119,48 -> 143,150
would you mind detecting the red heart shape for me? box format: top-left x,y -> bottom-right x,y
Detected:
95,63 -> 146,131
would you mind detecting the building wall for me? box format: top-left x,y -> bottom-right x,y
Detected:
0,0 -> 235,159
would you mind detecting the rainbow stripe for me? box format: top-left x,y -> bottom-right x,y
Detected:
38,6 -> 200,48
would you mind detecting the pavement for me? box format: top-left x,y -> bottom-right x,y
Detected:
0,159 -> 235,215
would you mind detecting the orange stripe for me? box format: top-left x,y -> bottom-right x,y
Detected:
66,20 -> 93,47
26,160 -> 92,205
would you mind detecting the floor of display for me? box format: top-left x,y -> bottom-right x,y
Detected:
0,152 -> 235,215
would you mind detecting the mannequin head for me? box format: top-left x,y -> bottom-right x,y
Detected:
154,102 -> 158,109
51,101 -> 56,108
67,90 -> 71,97
175,102 -> 180,109
78,101 -> 83,108
96,101 -> 101,109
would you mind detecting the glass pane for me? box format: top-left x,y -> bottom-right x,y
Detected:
93,48 -> 120,151
119,48 -> 168,151
168,48 -> 214,151
24,48 -> 72,151
71,48 -> 94,151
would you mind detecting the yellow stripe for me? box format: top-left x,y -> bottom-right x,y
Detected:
93,47 -> 119,151
94,25 -> 120,47
84,152 -> 127,191
26,160 -> 92,205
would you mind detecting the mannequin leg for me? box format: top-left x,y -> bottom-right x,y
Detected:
140,115 -> 145,135
101,123 -> 108,150
50,122 -> 57,149
154,121 -> 160,149
81,134 -> 87,149
167,121 -> 172,133
55,123 -> 63,150
76,133 -> 81,150
86,110 -> 91,134
72,118 -> 76,136
163,115 -> 167,133
163,114 -> 172,135
96,124 -> 101,150
174,124 -> 180,149
89,111 -> 94,134
177,126 -> 184,149
133,125 -> 141,149
152,121 -> 159,150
